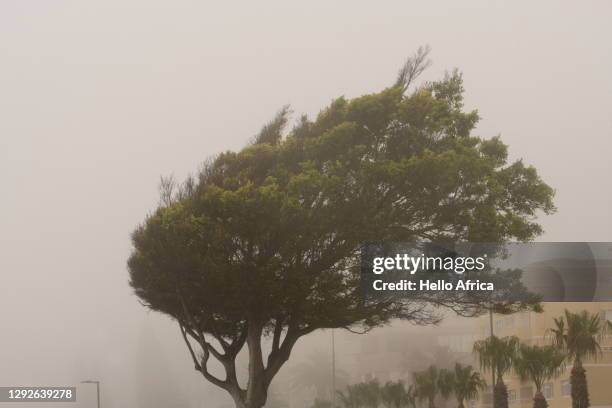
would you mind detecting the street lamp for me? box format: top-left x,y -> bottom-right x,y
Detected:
331,329 -> 336,407
80,380 -> 100,408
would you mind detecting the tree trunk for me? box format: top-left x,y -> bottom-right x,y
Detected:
533,391 -> 548,408
493,378 -> 508,408
244,321 -> 268,408
570,360 -> 589,408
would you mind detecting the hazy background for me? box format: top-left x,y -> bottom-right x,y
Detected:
0,1 -> 610,407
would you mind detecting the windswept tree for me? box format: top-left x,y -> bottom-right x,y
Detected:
452,363 -> 486,408
550,310 -> 610,408
128,47 -> 554,408
513,344 -> 565,408
473,336 -> 519,408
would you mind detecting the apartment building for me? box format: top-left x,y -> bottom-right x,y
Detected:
473,303 -> 612,408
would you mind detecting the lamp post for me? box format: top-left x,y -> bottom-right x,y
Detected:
80,380 -> 100,408
489,309 -> 495,395
331,329 -> 336,407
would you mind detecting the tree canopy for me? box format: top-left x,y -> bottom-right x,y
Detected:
128,48 -> 555,408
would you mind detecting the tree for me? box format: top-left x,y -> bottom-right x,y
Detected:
452,363 -> 486,408
550,310 -> 609,408
362,380 -> 382,408
473,336 -> 519,408
337,380 -> 381,408
311,399 -> 334,408
380,381 -> 416,408
437,368 -> 455,402
337,384 -> 361,408
413,365 -> 445,408
128,48 -> 554,408
513,344 -> 565,408
406,384 -> 417,408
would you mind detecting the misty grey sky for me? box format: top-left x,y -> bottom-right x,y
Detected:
0,1 -> 611,407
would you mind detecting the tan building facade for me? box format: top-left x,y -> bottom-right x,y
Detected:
473,303 -> 612,408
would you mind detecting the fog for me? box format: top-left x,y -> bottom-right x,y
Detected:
1,1 -> 611,407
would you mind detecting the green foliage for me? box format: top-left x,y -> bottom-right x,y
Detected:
337,379 -> 416,408
413,364 -> 484,408
550,310 -> 606,364
311,399 -> 333,408
337,380 -> 381,408
127,50 -> 555,408
513,344 -> 565,392
452,363 -> 486,408
473,336 -> 519,408
513,343 -> 565,408
437,368 -> 455,400
473,336 -> 519,382
380,381 -> 416,408
413,365 -> 442,408
550,310 -> 609,408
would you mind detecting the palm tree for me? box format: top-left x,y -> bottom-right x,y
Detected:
337,385 -> 362,408
513,344 -> 565,408
414,365 -> 450,408
452,363 -> 486,408
311,399 -> 333,408
337,380 -> 381,408
550,310 -> 608,408
473,336 -> 519,408
359,380 -> 382,408
406,384 -> 417,408
380,381 -> 416,408
438,368 -> 455,402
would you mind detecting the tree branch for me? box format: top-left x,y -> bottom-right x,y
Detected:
179,322 -> 227,389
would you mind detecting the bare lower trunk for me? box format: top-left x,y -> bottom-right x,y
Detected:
571,359 -> 589,408
244,321 -> 268,408
494,378 -> 508,408
533,391 -> 548,408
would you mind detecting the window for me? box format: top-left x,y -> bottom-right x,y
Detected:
508,390 -> 517,404
543,383 -> 553,399
561,380 -> 571,397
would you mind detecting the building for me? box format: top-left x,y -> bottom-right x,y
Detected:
473,302 -> 612,408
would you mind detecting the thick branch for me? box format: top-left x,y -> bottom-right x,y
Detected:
271,318 -> 283,353
179,322 -> 227,390
264,324 -> 314,386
